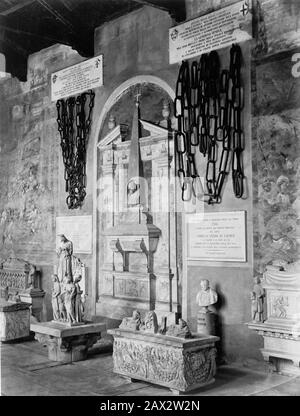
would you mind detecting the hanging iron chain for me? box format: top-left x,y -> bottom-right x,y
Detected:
56,90 -> 95,209
174,44 -> 245,203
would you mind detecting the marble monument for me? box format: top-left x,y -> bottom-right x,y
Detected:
30,235 -> 106,362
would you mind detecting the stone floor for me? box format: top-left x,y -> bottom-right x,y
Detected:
1,337 -> 300,396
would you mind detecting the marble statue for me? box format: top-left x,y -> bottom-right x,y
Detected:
56,234 -> 73,283
51,237 -> 85,325
196,279 -> 218,311
64,277 -> 76,324
119,310 -> 142,330
58,291 -> 67,321
74,275 -> 84,322
51,274 -> 61,321
166,318 -> 192,339
28,264 -> 37,289
251,276 -> 265,322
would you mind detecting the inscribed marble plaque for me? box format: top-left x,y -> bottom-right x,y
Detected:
187,211 -> 246,262
56,215 -> 92,254
169,0 -> 252,64
51,55 -> 103,101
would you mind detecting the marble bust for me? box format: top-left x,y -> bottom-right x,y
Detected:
196,279 -> 218,312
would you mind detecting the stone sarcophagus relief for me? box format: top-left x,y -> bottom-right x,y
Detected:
0,257 -> 45,320
96,90 -> 179,322
108,311 -> 219,394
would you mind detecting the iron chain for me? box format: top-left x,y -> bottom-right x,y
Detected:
56,90 -> 95,209
174,44 -> 245,203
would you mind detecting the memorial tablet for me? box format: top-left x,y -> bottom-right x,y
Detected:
187,211 -> 246,262
169,0 -> 252,64
51,54 -> 103,101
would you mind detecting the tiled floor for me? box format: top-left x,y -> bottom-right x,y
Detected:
1,338 -> 299,396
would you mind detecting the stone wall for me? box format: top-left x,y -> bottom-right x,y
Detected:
0,45 -> 92,320
251,0 -> 300,274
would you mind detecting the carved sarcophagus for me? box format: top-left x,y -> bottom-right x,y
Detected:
108,328 -> 219,394
0,258 -> 45,320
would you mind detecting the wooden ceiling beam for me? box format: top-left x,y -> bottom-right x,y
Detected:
0,0 -> 36,16
36,0 -> 94,57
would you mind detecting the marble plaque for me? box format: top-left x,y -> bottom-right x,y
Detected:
51,55 -> 103,101
187,211 -> 246,262
169,0 -> 252,64
56,215 -> 92,254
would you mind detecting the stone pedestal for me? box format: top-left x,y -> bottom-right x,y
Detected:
248,264 -> 300,375
0,300 -> 31,342
197,311 -> 217,335
108,328 -> 219,394
31,321 -> 106,362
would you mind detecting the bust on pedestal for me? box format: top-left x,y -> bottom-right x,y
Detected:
196,279 -> 218,335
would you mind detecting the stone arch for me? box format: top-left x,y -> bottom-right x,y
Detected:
94,75 -> 175,145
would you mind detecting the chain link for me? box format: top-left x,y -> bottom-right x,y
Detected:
174,44 -> 245,203
56,90 -> 95,209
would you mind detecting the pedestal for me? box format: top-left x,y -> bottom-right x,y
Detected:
19,288 -> 45,321
0,300 -> 31,342
108,328 -> 219,394
31,321 -> 106,362
197,311 -> 217,335
247,322 -> 300,374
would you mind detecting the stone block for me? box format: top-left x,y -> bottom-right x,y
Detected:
31,321 -> 106,363
0,301 -> 31,342
108,328 -> 219,394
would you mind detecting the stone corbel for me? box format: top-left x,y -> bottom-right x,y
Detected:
109,239 -> 127,271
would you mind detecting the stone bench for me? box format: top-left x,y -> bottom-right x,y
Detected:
31,321 -> 106,363
108,327 -> 219,394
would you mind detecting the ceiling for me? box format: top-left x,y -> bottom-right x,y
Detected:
0,0 -> 186,81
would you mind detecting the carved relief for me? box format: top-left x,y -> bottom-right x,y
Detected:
271,295 -> 289,318
112,338 -> 216,391
114,277 -> 149,300
0,258 -> 41,292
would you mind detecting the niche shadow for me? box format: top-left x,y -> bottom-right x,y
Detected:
213,283 -> 227,366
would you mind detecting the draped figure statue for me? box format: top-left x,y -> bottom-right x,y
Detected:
56,234 -> 73,283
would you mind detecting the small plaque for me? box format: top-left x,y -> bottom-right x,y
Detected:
169,0 -> 252,64
56,215 -> 92,254
51,55 -> 103,101
187,211 -> 246,262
